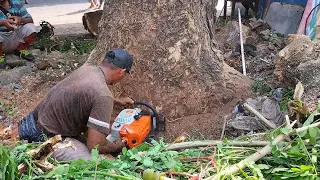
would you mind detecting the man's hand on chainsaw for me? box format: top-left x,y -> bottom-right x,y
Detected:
113,139 -> 127,150
87,127 -> 126,154
114,97 -> 134,106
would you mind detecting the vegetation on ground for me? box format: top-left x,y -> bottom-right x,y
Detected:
30,36 -> 96,55
2,105 -> 320,180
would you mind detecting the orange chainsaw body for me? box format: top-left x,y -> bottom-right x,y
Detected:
119,115 -> 151,148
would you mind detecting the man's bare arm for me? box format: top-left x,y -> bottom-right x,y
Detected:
113,97 -> 134,106
21,17 -> 33,24
9,16 -> 33,25
86,127 -> 125,154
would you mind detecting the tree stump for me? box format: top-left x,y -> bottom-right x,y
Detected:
82,10 -> 103,36
86,0 -> 252,139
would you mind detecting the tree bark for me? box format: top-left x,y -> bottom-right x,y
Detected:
86,0 -> 251,125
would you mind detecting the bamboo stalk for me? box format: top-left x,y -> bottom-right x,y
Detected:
83,171 -> 138,180
285,115 -> 291,127
206,121 -> 320,180
243,103 -> 277,129
220,116 -> 227,141
165,141 -> 269,151
238,8 -> 246,76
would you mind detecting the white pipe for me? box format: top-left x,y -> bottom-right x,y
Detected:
238,8 -> 246,76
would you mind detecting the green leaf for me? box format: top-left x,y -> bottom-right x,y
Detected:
300,165 -> 313,171
280,128 -> 290,135
91,148 -> 99,162
291,167 -> 301,172
45,164 -> 70,177
311,155 -> 317,163
299,130 -> 308,137
142,157 -> 154,167
130,154 -> 142,161
308,127 -> 318,138
271,167 -> 289,173
0,147 -> 18,180
309,136 -> 317,145
122,147 -> 127,155
119,162 -> 130,169
256,164 -> 270,170
303,100 -> 320,127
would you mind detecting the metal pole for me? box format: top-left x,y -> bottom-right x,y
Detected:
238,8 -> 246,76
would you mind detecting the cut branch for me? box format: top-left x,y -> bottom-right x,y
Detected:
220,116 -> 228,140
165,140 -> 269,151
243,103 -> 277,129
206,121 -> 320,179
18,135 -> 62,176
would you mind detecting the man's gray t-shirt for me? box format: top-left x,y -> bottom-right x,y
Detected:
34,65 -> 113,137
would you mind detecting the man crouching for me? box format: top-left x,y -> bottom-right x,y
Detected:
18,48 -> 134,161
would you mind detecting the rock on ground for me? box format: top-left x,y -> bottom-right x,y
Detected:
5,55 -> 27,68
275,35 -> 320,109
0,66 -> 35,86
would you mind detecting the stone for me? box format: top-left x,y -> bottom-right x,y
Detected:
297,59 -> 320,89
249,19 -> 264,30
227,21 -> 249,47
5,57 -> 26,68
246,36 -> 258,44
50,51 -> 63,59
0,66 -> 33,86
57,59 -> 66,65
29,49 -> 42,56
267,43 -> 276,51
35,60 -> 50,70
235,44 -> 257,57
49,61 -> 59,69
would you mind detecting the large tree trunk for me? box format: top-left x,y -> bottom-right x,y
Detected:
86,0 -> 252,139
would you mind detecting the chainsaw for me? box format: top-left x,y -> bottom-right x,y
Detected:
106,101 -> 165,148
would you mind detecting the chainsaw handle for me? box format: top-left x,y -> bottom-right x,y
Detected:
134,101 -> 159,124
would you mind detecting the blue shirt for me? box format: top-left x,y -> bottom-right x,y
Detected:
0,0 -> 32,31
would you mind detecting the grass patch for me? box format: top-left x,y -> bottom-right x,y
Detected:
251,78 -> 272,95
30,36 -> 96,55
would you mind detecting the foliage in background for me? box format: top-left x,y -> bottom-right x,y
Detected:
279,86 -> 294,112
0,102 -> 16,117
30,36 -> 96,55
251,78 -> 272,95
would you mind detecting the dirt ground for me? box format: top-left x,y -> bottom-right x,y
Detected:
0,49 -> 88,144
158,63 -> 252,141
215,18 -> 287,85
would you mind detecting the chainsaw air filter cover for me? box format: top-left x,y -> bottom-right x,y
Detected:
106,108 -> 141,143
107,101 -> 164,149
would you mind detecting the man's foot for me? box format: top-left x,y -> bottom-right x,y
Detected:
15,50 -> 34,61
0,54 -> 6,69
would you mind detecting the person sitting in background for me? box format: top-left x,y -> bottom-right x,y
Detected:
0,0 -> 38,68
88,0 -> 104,9
88,0 -> 98,9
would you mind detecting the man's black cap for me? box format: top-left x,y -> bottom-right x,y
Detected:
105,48 -> 133,73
